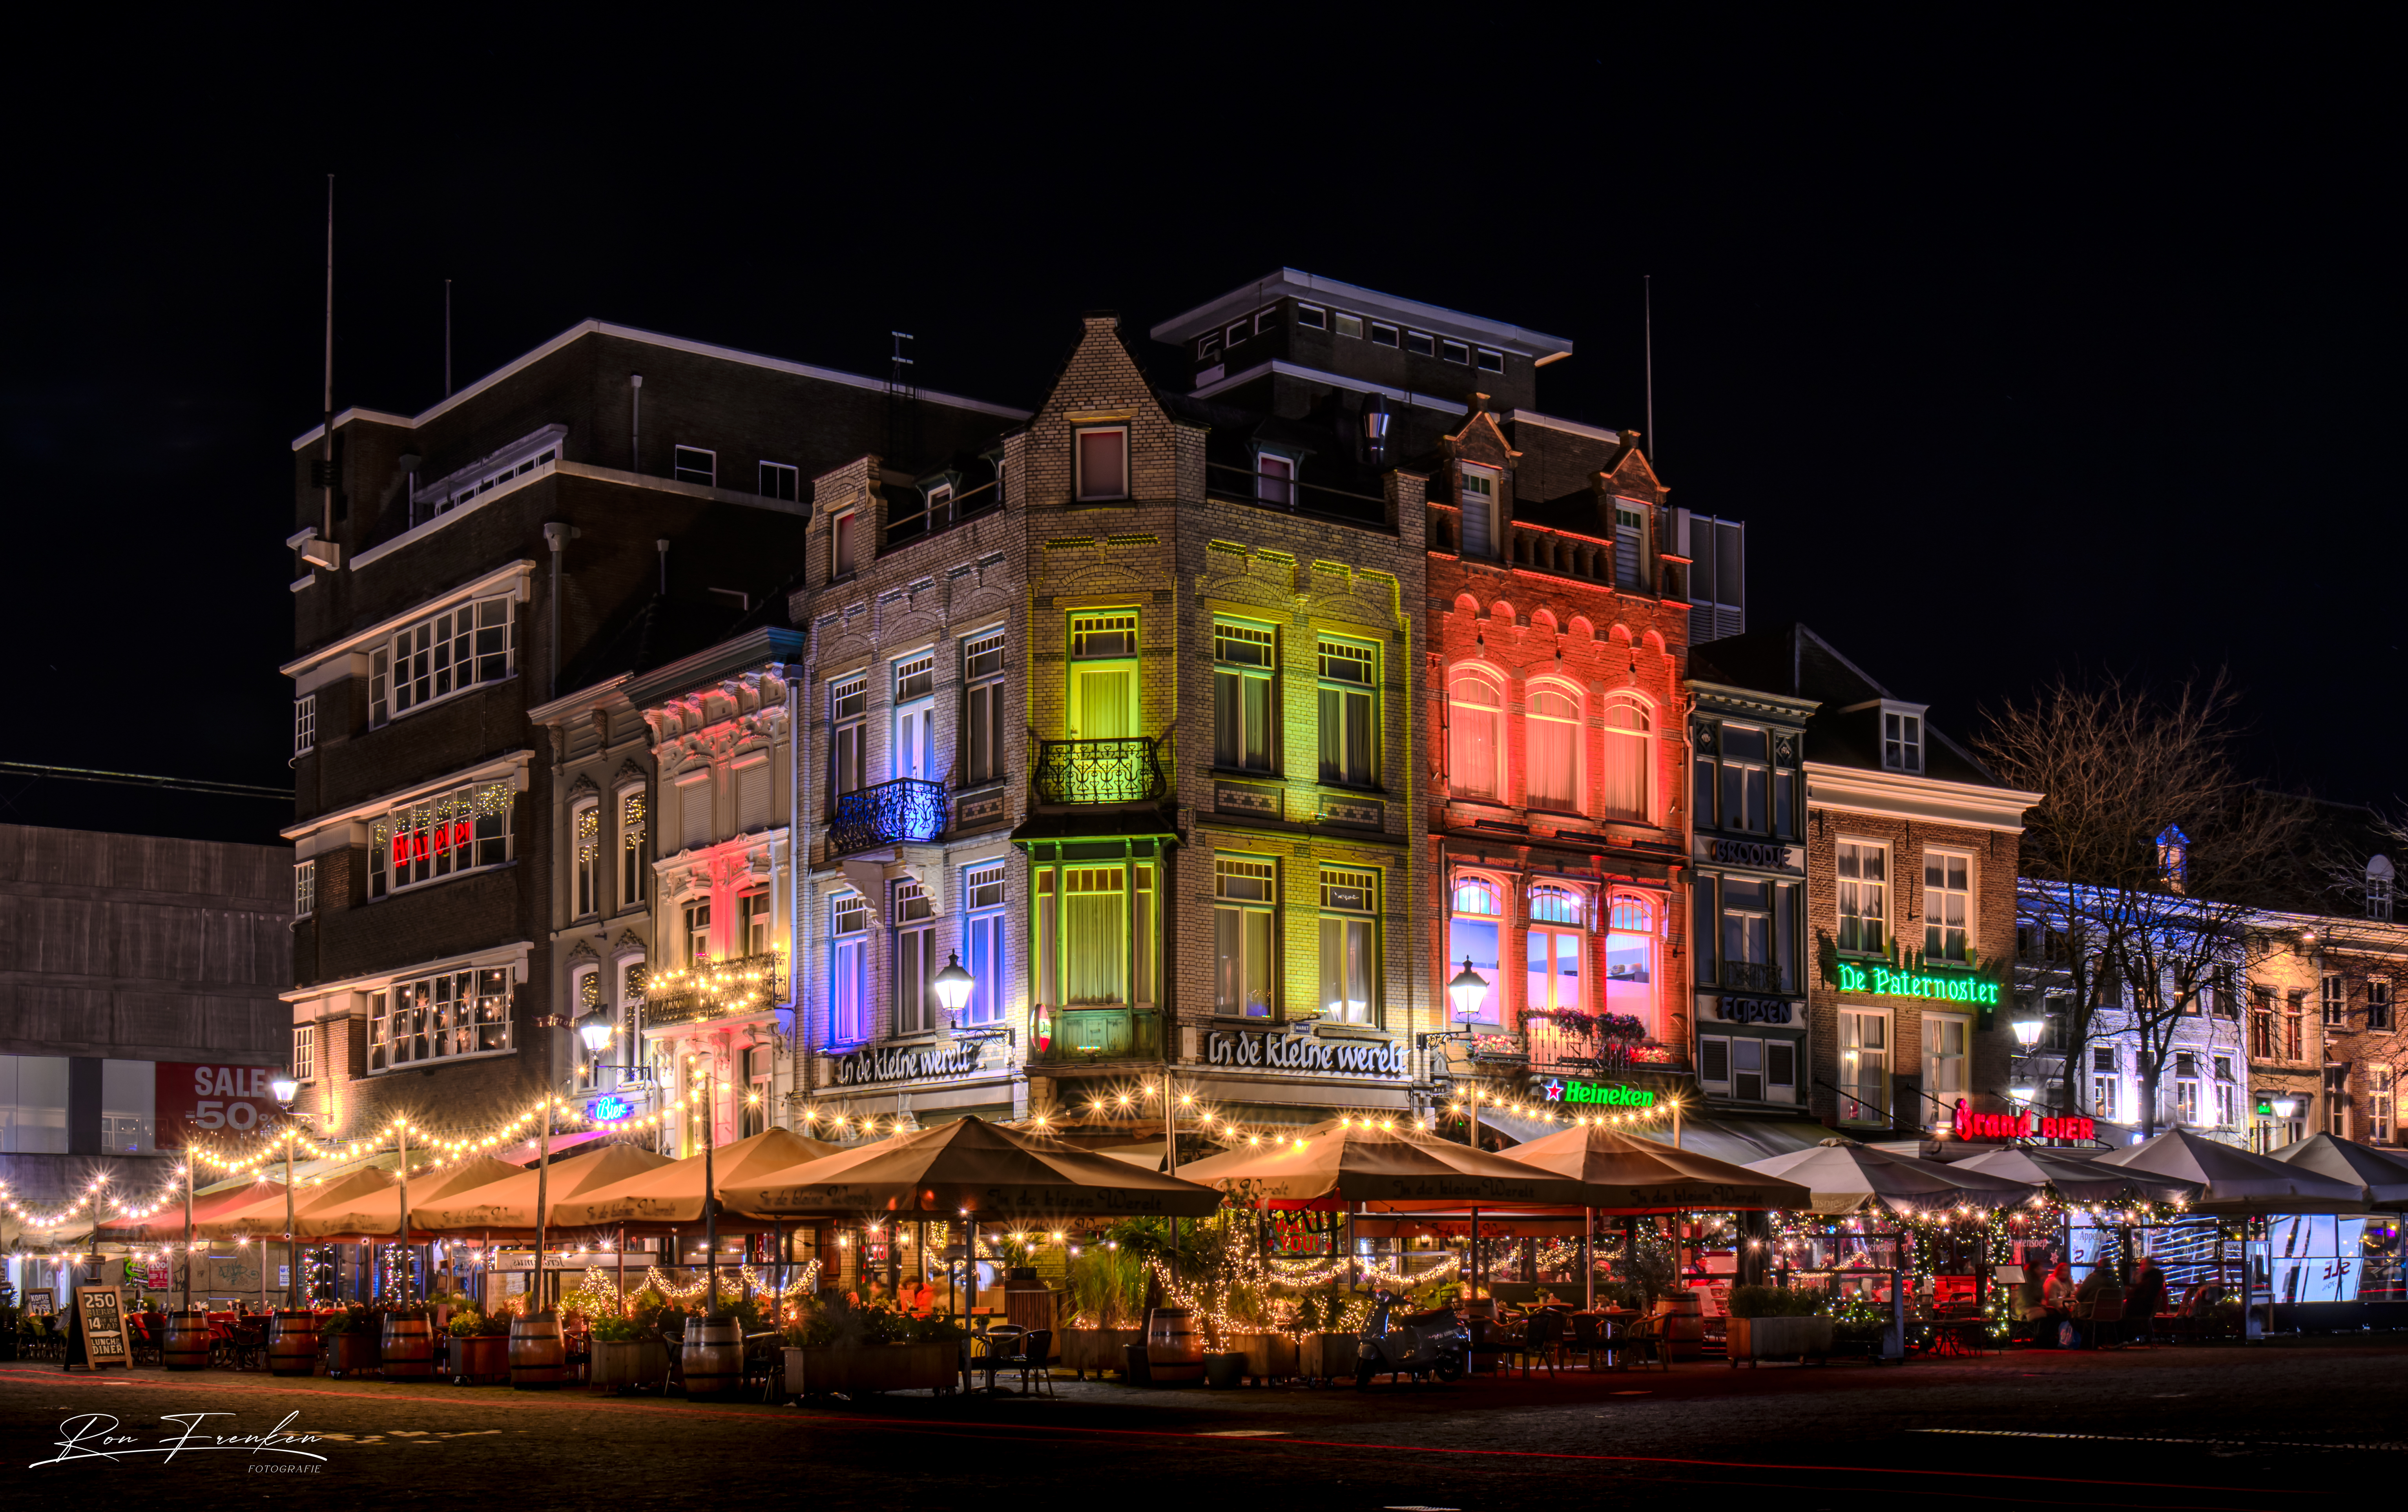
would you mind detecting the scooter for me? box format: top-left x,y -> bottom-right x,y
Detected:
1354,1287 -> 1470,1388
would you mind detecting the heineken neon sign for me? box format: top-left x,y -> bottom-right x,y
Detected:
1551,1079 -> 1656,1108
1836,961 -> 2000,1006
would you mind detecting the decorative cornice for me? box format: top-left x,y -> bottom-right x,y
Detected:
1804,761 -> 2040,834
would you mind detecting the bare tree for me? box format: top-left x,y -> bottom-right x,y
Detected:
1978,671 -> 2309,1132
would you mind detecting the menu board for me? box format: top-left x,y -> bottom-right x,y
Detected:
72,1286 -> 130,1368
23,1288 -> 56,1316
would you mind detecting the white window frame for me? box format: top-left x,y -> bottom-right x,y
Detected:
758,459 -> 800,501
683,897 -> 712,966
619,786 -> 648,909
1476,348 -> 1504,373
1448,872 -> 1505,1027
294,694 -> 316,756
1836,838 -> 1888,956
893,651 -> 937,783
571,798 -> 601,919
1459,465 -> 1499,558
1318,866 -> 1380,1026
1333,310 -> 1364,339
1922,849 -> 1974,964
366,965 -> 515,1075
1074,426 -> 1131,503
295,858 -> 317,918
2322,973 -> 2346,1027
963,629 -> 1008,787
2373,1066 -> 2396,1144
1439,338 -> 1470,365
740,888 -> 773,957
1213,619 -> 1278,774
1923,1011 -> 1970,1104
963,862 -> 1006,1027
1881,703 -> 1925,773
292,1023 -> 316,1083
1213,855 -> 1279,1020
894,880 -> 938,1035
831,674 -> 868,801
672,445 -> 717,486
368,779 -> 515,899
1255,448 -> 1295,507
369,592 -> 517,727
2372,977 -> 2394,1033
1404,330 -> 1435,357
1315,635 -> 1379,789
1838,1007 -> 1890,1124
1448,669 -> 1504,800
1370,322 -> 1400,347
1295,303 -> 1328,330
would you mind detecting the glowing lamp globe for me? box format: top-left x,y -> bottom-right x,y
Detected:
932,951 -> 976,1015
2010,1017 -> 2043,1049
1447,957 -> 1489,1020
576,1009 -> 615,1055
270,1075 -> 298,1105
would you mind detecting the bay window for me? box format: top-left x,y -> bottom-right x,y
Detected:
366,966 -> 513,1073
368,593 -> 515,727
368,780 -> 514,898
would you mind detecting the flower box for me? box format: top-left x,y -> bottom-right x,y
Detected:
1058,1327 -> 1145,1379
322,1332 -> 379,1379
783,1341 -> 957,1397
1227,1332 -> 1297,1384
589,1337 -> 669,1392
1726,1315 -> 1834,1365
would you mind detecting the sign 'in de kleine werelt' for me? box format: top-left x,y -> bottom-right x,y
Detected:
1204,1027 -> 1406,1077
830,1041 -> 983,1087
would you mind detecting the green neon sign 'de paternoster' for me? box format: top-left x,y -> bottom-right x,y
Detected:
1836,961 -> 2000,1006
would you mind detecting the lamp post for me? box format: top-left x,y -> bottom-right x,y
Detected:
270,1077 -> 301,1310
1447,958 -> 1490,1149
2008,1016 -> 2044,1139
530,1013 -> 573,1310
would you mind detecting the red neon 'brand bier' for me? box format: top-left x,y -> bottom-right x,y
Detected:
1951,1098 -> 2094,1143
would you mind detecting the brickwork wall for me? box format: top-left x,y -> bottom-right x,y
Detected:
2316,927 -> 2408,1145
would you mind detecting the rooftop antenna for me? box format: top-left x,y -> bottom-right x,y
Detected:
444,279 -> 453,397
1643,273 -> 1656,467
318,175 -> 336,547
886,330 -> 917,467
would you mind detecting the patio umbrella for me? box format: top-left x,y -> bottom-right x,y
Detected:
1174,1117 -> 1595,1208
291,1154 -> 529,1241
1742,1139 -> 2036,1215
1496,1123 -> 1813,1211
722,1115 -> 1223,1220
2092,1128 -> 2367,1215
408,1142 -> 675,1238
1954,1146 -> 2205,1206
102,1175 -> 289,1242
2266,1132 -> 2408,1210
560,1126 -> 846,1232
197,1164 -> 395,1240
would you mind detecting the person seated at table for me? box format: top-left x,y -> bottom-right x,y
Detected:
900,1277 -> 935,1318
2041,1261 -> 2076,1312
2016,1268 -> 2051,1322
860,1279 -> 894,1312
2125,1257 -> 2168,1319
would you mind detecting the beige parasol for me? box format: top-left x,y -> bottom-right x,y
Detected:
722,1115 -> 1223,1219
1496,1124 -> 1813,1211
407,1142 -> 675,1238
1174,1117 -> 1594,1208
560,1126 -> 845,1232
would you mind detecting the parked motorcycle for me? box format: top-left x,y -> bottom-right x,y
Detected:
1355,1287 -> 1469,1388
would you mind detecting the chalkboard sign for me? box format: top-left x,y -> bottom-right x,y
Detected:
69,1286 -> 129,1370
24,1288 -> 56,1316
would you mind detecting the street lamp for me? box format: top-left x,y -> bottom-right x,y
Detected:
932,952 -> 976,1017
271,1073 -> 299,1105
2009,1083 -> 2037,1104
2010,1017 -> 2044,1049
2271,1095 -> 2300,1119
1448,957 -> 1489,1021
576,1008 -> 615,1057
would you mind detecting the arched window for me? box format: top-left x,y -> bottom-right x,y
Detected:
1527,884 -> 1587,1022
1447,874 -> 1504,1025
1449,673 -> 1503,800
1601,694 -> 1652,822
1604,893 -> 1658,1034
1528,685 -> 1581,811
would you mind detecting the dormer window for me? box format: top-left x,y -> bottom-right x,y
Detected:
1881,706 -> 1924,773
2157,824 -> 2189,893
2370,855 -> 2395,920
1255,449 -> 1295,508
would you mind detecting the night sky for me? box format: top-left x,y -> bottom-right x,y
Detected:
5,22 -> 2395,846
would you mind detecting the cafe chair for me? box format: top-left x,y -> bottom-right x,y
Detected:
1565,1311 -> 1605,1371
2074,1288 -> 2127,1349
998,1328 -> 1056,1398
1510,1310 -> 1565,1378
1617,1313 -> 1671,1373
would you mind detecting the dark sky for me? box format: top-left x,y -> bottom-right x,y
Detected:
5,18 -> 2396,846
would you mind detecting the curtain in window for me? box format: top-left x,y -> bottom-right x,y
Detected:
1075,669 -> 1134,740
1450,676 -> 1501,798
1065,889 -> 1125,1003
1319,687 -> 1373,786
1601,696 -> 1650,820
1528,688 -> 1579,809
1217,907 -> 1275,1017
1319,916 -> 1374,1023
1213,671 -> 1273,770
1448,918 -> 1500,1022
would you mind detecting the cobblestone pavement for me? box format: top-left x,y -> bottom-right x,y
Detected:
5,1337 -> 2400,1510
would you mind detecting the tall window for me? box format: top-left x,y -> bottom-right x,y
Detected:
1319,867 -> 1379,1025
1836,840 -> 1887,955
2175,1052 -> 2200,1126
1526,884 -> 1585,1022
2322,973 -> 2346,1027
2373,1066 -> 2396,1144
1449,672 -> 1503,800
1923,851 -> 1972,963
831,675 -> 867,800
2372,856 -> 2397,920
1600,695 -> 1651,821
741,890 -> 771,956
1459,466 -> 1498,557
620,789 -> 648,907
1257,450 -> 1294,507
1718,878 -> 1772,985
1713,726 -> 1770,834
295,859 -> 317,918
894,880 -> 936,1034
894,652 -> 936,782
1213,620 -> 1277,772
1604,894 -> 1657,1032
1612,499 -> 1647,591
963,631 -> 1007,786
1069,613 -> 1139,743
368,781 -> 513,898
684,898 -> 711,965
1448,875 -> 1503,1025
2093,1053 -> 2120,1120
963,863 -> 1006,1026
1839,1010 -> 1887,1123
292,1024 -> 316,1082
830,895 -> 868,1043
1528,685 -> 1581,811
1883,709 -> 1923,773
1214,856 -> 1277,1019
1316,638 -> 1377,787
2371,978 -> 2394,1032
1076,427 -> 1129,501
2286,991 -> 2306,1059
2215,1060 -> 2237,1128
1925,1015 -> 1968,1103
367,967 -> 512,1073
572,801 -> 600,918
369,594 -> 514,727
573,967 -> 603,1087
833,509 -> 860,577
2251,987 -> 2275,1059
1063,867 -> 1126,1005
294,695 -> 316,756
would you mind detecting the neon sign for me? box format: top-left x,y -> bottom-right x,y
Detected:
1548,1079 -> 1656,1108
1836,961 -> 2000,1006
1951,1098 -> 2094,1142
587,1095 -> 633,1122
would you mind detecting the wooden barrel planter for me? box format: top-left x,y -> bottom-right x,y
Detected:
1144,1307 -> 1204,1384
381,1315 -> 436,1379
1659,1293 -> 1704,1361
162,1308 -> 211,1372
509,1310 -> 567,1390
268,1311 -> 319,1377
451,1334 -> 509,1385
324,1330 -> 379,1378
681,1315 -> 742,1399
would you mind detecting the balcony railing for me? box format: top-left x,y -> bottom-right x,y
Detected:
1523,1020 -> 1691,1077
830,778 -> 947,855
643,952 -> 786,1027
1035,737 -> 1164,805
1718,960 -> 1788,993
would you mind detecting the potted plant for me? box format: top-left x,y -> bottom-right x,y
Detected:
1724,1285 -> 1835,1366
1059,1243 -> 1148,1378
319,1305 -> 379,1378
447,1308 -> 510,1384
589,1313 -> 669,1393
783,1300 -> 962,1397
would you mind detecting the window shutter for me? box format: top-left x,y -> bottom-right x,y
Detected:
735,762 -> 770,831
679,774 -> 712,850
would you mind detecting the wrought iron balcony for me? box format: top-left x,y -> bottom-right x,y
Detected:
642,951 -> 786,1027
830,777 -> 947,855
1035,737 -> 1164,805
1033,1007 -> 1161,1066
1718,960 -> 1788,993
